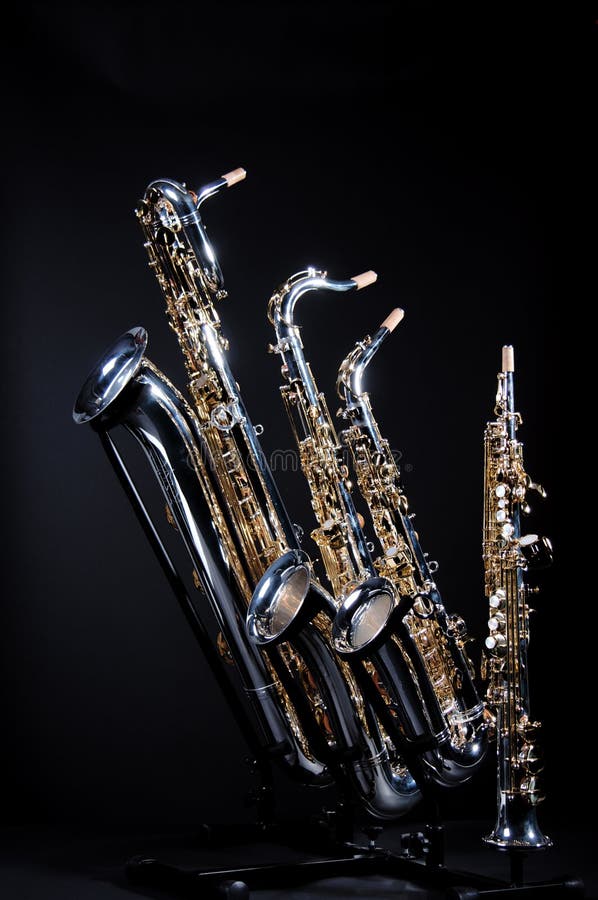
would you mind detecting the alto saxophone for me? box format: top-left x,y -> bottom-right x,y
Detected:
336,308 -> 488,779
73,171 -> 420,819
248,269 -> 485,788
482,345 -> 552,849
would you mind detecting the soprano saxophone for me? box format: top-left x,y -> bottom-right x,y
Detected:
73,171 -> 420,819
482,345 -> 552,849
247,269 -> 486,787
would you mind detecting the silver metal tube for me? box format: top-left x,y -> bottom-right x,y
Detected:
483,347 -> 551,849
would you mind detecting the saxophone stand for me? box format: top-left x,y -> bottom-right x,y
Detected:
124,760 -> 584,899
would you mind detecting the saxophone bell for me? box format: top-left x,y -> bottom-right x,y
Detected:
246,549 -> 323,645
331,576 -> 397,655
484,794 -> 552,851
73,326 -> 148,424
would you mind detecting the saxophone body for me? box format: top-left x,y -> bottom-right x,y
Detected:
336,311 -> 488,778
74,172 -> 420,819
482,345 -> 552,850
248,269 -> 486,788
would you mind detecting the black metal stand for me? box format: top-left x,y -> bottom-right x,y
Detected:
125,831 -> 584,899
125,804 -> 584,899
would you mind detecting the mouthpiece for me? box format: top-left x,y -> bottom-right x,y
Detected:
222,168 -> 247,187
351,271 -> 378,290
502,345 -> 514,372
381,308 -> 404,333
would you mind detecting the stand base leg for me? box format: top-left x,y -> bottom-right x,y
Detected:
448,878 -> 585,899
125,819 -> 585,900
126,850 -> 585,899
126,852 -> 389,898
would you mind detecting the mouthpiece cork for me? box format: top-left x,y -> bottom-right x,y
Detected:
351,271 -> 378,290
381,308 -> 404,333
502,345 -> 515,372
222,168 -> 247,187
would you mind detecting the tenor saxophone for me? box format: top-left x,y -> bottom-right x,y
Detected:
482,345 -> 552,849
247,269 -> 486,787
73,171 -> 420,818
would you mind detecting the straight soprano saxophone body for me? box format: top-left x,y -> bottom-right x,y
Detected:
482,345 -> 552,850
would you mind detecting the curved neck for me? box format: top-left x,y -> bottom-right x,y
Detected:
271,269 -> 376,578
145,174 -> 228,213
277,271 -> 358,332
273,270 -> 358,411
141,173 -> 238,301
345,326 -> 390,399
337,325 -> 435,582
337,326 -> 390,454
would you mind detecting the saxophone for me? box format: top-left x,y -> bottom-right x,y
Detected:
73,170 -> 420,819
247,269 -> 486,787
482,345 -> 552,849
336,308 -> 488,777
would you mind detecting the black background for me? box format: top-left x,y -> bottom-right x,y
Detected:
1,0 -> 592,844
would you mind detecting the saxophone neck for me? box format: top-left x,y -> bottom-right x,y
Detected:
337,308 -> 404,453
495,344 -> 522,439
272,268 -> 377,338
194,167 -> 246,206
145,167 -> 246,215
139,168 -> 246,304
269,268 -> 377,412
337,307 -> 403,400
